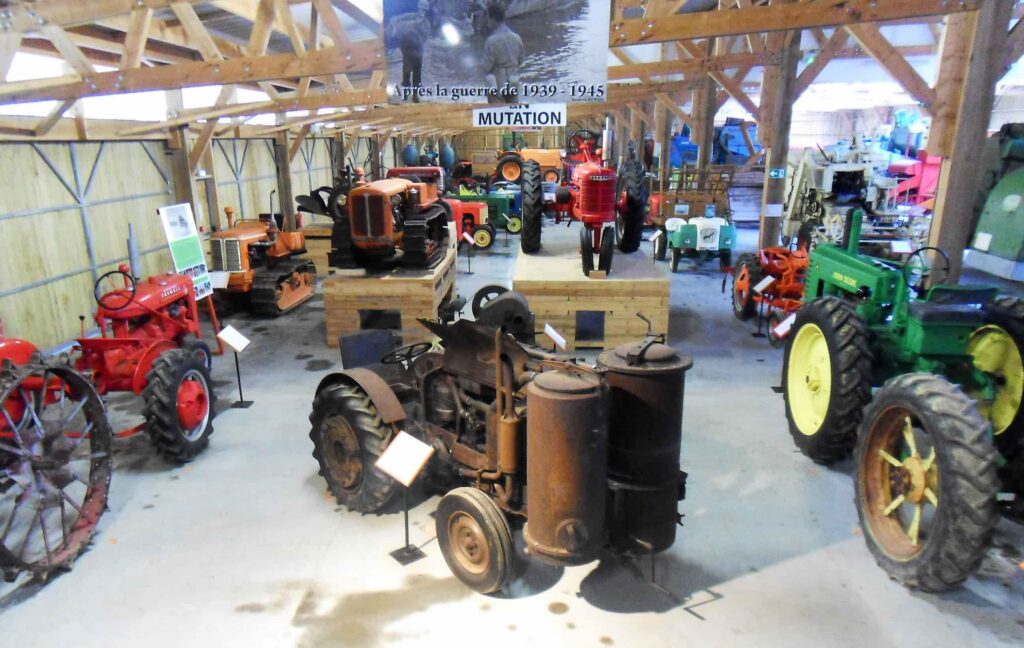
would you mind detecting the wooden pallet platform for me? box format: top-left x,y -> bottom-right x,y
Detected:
322,245 -> 457,347
512,234 -> 670,350
301,224 -> 333,277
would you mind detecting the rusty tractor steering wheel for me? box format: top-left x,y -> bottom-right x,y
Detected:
381,341 -> 434,366
902,246 -> 950,295
94,269 -> 137,311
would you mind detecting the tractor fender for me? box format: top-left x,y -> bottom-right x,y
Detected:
314,367 -> 406,423
131,340 -> 178,394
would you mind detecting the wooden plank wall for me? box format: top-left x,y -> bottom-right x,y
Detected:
0,141 -> 175,348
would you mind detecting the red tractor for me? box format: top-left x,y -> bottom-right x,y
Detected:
521,129 -> 645,275
75,267 -> 219,462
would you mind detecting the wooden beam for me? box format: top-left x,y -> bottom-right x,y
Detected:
655,92 -> 693,129
312,0 -> 349,46
331,0 -> 382,34
41,25 -> 96,75
1003,18 -> 1024,76
0,34 -> 22,81
793,28 -> 848,99
929,13 -> 975,157
289,124 -> 312,161
170,2 -> 223,60
273,0 -> 307,57
611,0 -> 980,46
0,43 -> 382,104
120,7 -> 153,70
708,67 -> 758,116
3,1 -> 204,33
845,23 -> 937,109
607,52 -> 767,80
759,29 -> 801,248
34,98 -> 76,136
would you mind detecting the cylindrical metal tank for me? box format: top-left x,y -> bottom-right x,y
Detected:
440,143 -> 456,171
597,341 -> 693,553
401,143 -> 420,166
524,370 -> 607,566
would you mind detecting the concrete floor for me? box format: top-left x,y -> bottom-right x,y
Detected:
2,223 -> 1024,648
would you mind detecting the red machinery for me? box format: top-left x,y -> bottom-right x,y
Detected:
75,267 -> 219,461
445,198 -> 494,249
732,245 -> 810,347
522,129 -> 645,275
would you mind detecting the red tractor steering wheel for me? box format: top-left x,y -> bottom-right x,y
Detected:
94,269 -> 138,311
567,129 -> 600,155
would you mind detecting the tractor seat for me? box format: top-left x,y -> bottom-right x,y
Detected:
907,302 -> 986,325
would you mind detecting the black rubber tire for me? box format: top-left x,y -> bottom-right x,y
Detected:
767,310 -> 787,348
616,160 -> 645,253
654,227 -> 667,261
496,154 -> 523,184
718,248 -> 732,272
471,285 -> 509,318
519,161 -> 543,253
598,229 -> 614,274
309,382 -> 399,513
669,246 -> 681,273
731,253 -> 761,321
782,297 -> 873,465
854,373 -> 999,592
581,227 -> 594,276
436,487 -> 514,594
142,349 -> 216,463
181,338 -> 212,371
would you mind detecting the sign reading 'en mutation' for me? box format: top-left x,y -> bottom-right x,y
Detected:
383,0 -> 609,105
472,103 -> 566,128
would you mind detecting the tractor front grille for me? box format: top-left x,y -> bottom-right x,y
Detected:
579,175 -> 615,214
211,239 -> 243,272
352,194 -> 388,237
210,239 -> 224,271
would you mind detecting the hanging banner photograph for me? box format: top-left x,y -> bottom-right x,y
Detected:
384,0 -> 610,105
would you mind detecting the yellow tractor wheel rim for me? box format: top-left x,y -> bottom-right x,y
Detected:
506,217 -> 522,233
473,229 -> 492,247
787,323 -> 832,436
967,324 -> 1023,435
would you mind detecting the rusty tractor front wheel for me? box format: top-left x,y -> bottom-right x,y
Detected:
309,383 -> 398,513
854,374 -> 999,591
436,487 -> 514,594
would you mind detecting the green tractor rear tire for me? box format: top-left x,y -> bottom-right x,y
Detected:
519,161 -> 543,254
854,373 -> 999,591
783,297 -> 873,464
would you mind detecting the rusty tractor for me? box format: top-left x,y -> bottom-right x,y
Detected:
308,311 -> 692,593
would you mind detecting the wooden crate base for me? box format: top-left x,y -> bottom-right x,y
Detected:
323,245 -> 457,347
513,234 -> 669,350
301,225 -> 333,277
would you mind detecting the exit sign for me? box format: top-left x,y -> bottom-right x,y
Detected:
768,168 -> 787,179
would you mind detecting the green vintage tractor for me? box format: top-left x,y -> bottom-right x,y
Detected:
782,209 -> 1024,591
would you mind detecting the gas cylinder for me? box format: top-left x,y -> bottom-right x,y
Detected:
597,339 -> 693,553
401,143 -> 420,166
523,370 -> 607,566
440,142 -> 456,171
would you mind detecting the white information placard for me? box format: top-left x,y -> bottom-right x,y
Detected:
217,325 -> 251,353
648,229 -> 663,242
375,431 -> 435,488
773,312 -> 797,339
753,275 -> 776,294
157,203 -> 212,300
209,271 -> 230,290
462,232 -> 475,246
765,203 -> 784,218
544,323 -> 567,350
890,240 -> 914,255
974,232 -> 993,252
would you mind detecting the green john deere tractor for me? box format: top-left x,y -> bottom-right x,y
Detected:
782,209 -> 1024,591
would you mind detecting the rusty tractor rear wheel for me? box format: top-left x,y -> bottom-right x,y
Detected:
854,374 -> 999,591
143,349 -> 216,463
309,382 -> 398,513
0,360 -> 113,580
732,253 -> 760,320
436,487 -> 514,594
520,161 -> 543,254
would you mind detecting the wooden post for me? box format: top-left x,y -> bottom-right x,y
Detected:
758,29 -> 801,249
200,145 -> 222,231
928,0 -> 1014,283
369,133 -> 383,180
693,38 -> 717,170
168,124 -> 202,222
274,131 -> 297,231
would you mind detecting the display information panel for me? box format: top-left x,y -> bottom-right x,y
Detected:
157,203 -> 212,301
384,0 -> 609,105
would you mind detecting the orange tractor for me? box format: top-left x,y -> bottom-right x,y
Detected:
732,243 -> 810,347
326,175 -> 451,269
209,198 -> 316,315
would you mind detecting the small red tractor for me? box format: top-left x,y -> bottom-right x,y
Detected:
521,129 -> 645,276
75,267 -> 219,461
732,243 -> 810,347
445,198 -> 495,250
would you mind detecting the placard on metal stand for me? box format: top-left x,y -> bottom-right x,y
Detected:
375,431 -> 435,565
217,325 -> 253,408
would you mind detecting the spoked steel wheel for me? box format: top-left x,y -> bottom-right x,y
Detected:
855,374 -> 999,591
0,360 -> 112,579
